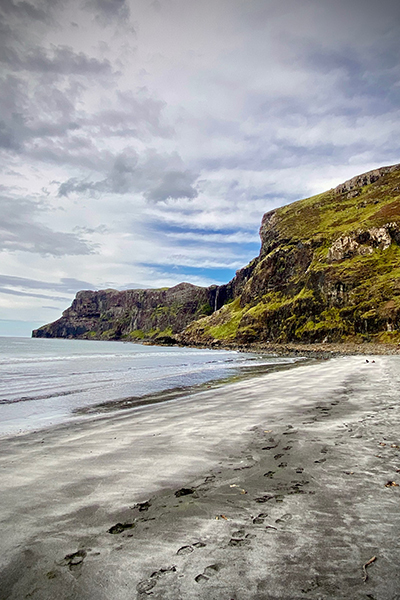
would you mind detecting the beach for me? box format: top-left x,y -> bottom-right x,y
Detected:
1,355 -> 400,599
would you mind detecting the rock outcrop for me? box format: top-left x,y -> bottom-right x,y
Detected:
327,225 -> 397,262
334,163 -> 400,197
33,163 -> 400,345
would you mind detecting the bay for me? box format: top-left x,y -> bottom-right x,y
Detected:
0,336 -> 303,437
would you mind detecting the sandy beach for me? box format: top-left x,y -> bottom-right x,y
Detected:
1,356 -> 400,599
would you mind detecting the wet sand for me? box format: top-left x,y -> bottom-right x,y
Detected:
1,356 -> 400,599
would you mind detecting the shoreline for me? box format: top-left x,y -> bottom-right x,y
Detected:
29,333 -> 400,358
1,356 -> 400,599
172,339 -> 400,358
81,334 -> 400,358
0,342 -> 310,440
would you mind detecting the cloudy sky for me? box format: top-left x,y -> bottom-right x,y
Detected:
1,0 -> 400,335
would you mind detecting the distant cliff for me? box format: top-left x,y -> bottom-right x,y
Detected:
33,163 -> 400,345
32,283 -> 222,342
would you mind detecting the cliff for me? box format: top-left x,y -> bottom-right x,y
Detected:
32,283 -> 222,342
33,163 -> 400,345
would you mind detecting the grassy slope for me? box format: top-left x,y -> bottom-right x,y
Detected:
184,170 -> 400,344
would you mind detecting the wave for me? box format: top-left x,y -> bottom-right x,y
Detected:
0,387 -> 90,405
0,349 -> 238,366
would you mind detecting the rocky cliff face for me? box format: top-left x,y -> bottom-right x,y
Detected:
33,163 -> 400,345
32,283 -> 222,342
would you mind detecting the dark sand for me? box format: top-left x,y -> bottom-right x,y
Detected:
1,356 -> 400,599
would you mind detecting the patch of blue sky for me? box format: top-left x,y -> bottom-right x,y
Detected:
151,221 -> 259,239
140,264 -> 239,286
168,239 -> 260,256
148,224 -> 261,251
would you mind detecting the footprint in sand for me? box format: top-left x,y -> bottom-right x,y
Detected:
204,475 -> 215,483
275,513 -> 292,524
229,537 -> 251,547
253,513 -> 268,524
254,494 -> 275,503
175,487 -> 196,498
136,566 -> 177,596
108,522 -> 135,534
176,545 -> 194,555
195,564 -> 222,583
176,541 -> 206,555
264,470 -> 275,478
60,549 -> 87,572
135,500 -> 151,512
232,529 -> 246,537
136,579 -> 157,594
290,480 -> 309,494
228,531 -> 254,547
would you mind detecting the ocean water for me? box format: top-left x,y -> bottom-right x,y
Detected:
0,337 -> 303,437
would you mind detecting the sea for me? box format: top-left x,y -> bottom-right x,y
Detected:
0,336 -> 305,437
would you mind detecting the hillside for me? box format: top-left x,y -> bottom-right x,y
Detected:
33,163 -> 400,345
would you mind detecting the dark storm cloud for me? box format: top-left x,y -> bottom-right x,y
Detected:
0,77 -> 169,162
58,149 -> 199,202
0,2 -> 113,77
5,45 -> 113,75
0,75 -> 28,151
0,0 -> 123,160
0,193 -> 96,256
26,89 -> 172,166
93,90 -> 173,139
0,0 -> 55,22
83,0 -> 131,23
0,74 -> 86,153
298,41 -> 400,114
146,171 -> 198,202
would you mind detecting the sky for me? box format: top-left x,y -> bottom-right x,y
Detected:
1,0 -> 400,336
